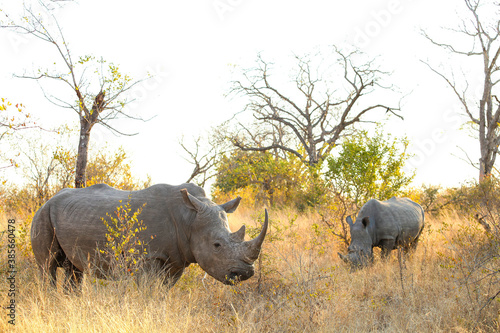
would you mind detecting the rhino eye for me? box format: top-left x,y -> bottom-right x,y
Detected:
213,242 -> 222,251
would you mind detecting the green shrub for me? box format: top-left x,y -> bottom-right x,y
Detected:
99,196 -> 149,278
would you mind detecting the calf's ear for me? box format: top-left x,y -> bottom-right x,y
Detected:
362,216 -> 370,228
346,216 -> 354,227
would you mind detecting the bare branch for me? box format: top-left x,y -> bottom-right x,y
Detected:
421,60 -> 479,124
228,48 -> 399,166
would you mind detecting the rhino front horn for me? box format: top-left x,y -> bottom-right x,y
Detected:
338,252 -> 349,263
245,209 -> 269,261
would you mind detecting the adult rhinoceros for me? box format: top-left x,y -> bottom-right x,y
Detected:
338,197 -> 424,268
30,183 -> 268,287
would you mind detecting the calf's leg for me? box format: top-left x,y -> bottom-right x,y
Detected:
379,239 -> 396,259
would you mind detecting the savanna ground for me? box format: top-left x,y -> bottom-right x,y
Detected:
1,206 -> 499,332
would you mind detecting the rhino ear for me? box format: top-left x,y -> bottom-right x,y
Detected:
362,216 -> 370,228
180,188 -> 205,212
220,196 -> 241,213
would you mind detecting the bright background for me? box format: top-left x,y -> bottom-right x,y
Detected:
0,0 -> 483,188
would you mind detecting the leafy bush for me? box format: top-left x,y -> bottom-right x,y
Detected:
325,128 -> 414,209
99,196 -> 150,278
213,150 -> 327,209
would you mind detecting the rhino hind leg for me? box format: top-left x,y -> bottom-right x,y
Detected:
31,206 -> 64,286
39,237 -> 66,287
33,228 -> 76,288
402,236 -> 420,255
408,225 -> 424,252
62,257 -> 83,290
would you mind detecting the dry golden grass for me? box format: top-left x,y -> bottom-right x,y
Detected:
1,209 -> 499,332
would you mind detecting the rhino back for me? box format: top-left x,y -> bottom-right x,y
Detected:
44,183 -> 198,271
359,197 -> 424,246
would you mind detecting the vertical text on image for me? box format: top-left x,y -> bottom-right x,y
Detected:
6,219 -> 16,325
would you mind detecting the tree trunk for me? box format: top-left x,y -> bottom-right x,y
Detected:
75,122 -> 91,188
479,70 -> 496,182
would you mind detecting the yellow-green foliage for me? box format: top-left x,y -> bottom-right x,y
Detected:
213,150 -> 307,207
86,147 -> 151,190
212,150 -> 328,210
100,196 -> 149,277
1,146 -> 150,219
326,128 -> 414,209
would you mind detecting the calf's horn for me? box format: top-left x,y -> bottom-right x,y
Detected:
245,209 -> 269,261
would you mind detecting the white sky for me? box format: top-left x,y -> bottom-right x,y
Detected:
0,0 -> 488,189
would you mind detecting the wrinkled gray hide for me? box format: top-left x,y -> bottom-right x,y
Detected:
338,197 -> 424,268
30,183 -> 268,287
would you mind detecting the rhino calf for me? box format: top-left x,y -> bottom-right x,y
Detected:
338,197 -> 424,268
30,183 -> 268,288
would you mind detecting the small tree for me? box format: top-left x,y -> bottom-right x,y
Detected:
213,150 -> 311,207
1,2 -> 150,188
3,139 -> 150,219
326,129 -> 414,209
85,147 -> 151,190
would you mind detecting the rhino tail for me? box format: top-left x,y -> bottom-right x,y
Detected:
31,204 -> 66,286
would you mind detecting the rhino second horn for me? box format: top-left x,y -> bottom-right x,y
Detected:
232,225 -> 246,242
245,209 -> 269,261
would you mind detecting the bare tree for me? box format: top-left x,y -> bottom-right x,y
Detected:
180,135 -> 219,187
180,124 -> 233,187
229,48 -> 400,166
1,1 -> 149,187
424,0 -> 500,181
21,139 -> 59,207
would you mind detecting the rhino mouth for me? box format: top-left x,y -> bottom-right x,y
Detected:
223,266 -> 255,285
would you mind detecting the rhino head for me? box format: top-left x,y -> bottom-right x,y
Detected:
338,215 -> 373,268
181,189 -> 268,285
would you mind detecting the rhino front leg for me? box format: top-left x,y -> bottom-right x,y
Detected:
140,259 -> 185,288
379,239 -> 396,259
